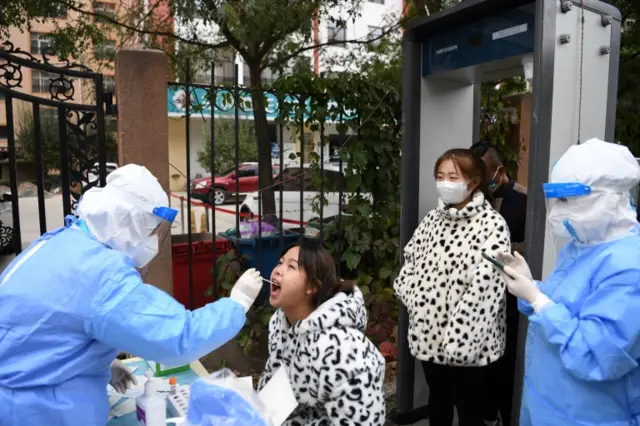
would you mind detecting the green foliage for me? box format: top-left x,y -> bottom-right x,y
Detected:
206,250 -> 273,354
1,0 -> 401,221
198,119 -> 258,174
15,106 -> 117,181
15,107 -> 61,174
608,0 -> 640,155
273,69 -> 402,347
479,79 -> 527,176
0,1 -> 106,61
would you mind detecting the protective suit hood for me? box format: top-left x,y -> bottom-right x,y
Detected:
551,138 -> 640,192
548,138 -> 640,245
75,164 -> 172,267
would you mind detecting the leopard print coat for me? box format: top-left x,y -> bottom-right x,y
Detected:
394,191 -> 511,367
257,287 -> 386,426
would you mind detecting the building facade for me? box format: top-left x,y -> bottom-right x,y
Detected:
174,0 -> 404,85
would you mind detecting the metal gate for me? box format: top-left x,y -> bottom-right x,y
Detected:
0,41 -> 110,255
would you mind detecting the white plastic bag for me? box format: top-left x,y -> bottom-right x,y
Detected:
185,369 -> 270,426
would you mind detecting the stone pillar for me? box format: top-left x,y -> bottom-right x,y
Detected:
116,49 -> 172,295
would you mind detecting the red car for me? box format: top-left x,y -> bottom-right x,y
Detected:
190,163 -> 280,205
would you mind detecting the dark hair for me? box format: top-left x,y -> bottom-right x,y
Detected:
433,148 -> 491,201
281,239 -> 354,308
470,141 -> 503,169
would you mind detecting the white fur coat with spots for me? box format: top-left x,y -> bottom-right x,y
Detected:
258,287 -> 386,426
394,191 -> 511,367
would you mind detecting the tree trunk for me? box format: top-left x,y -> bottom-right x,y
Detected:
249,64 -> 277,222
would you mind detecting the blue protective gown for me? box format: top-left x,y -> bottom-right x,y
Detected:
0,219 -> 246,426
519,229 -> 640,426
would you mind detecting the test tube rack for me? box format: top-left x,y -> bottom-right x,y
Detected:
167,385 -> 190,418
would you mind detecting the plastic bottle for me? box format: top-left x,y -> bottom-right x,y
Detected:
169,377 -> 177,395
136,371 -> 167,426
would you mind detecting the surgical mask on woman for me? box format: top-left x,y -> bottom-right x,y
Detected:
436,180 -> 471,204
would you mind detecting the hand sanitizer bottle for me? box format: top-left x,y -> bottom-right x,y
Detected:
136,371 -> 167,426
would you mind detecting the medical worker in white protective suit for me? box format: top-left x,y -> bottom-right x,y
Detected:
494,138 -> 640,426
0,164 -> 264,426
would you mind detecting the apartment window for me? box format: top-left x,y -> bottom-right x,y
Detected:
94,40 -> 116,61
31,70 -> 73,94
194,69 -> 210,85
36,4 -> 67,18
30,33 -> 54,55
214,62 -> 236,86
368,0 -> 385,4
93,2 -> 116,23
327,26 -> 346,47
192,63 -> 235,86
367,26 -> 383,45
0,126 -> 7,140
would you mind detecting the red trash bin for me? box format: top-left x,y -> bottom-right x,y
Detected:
172,233 -> 232,309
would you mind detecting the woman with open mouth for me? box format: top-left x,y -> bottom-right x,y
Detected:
257,239 -> 386,426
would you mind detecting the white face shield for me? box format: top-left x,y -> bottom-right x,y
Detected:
544,139 -> 640,252
544,182 -> 638,251
126,206 -> 175,268
544,182 -> 592,253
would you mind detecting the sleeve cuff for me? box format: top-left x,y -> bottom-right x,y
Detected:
531,293 -> 552,313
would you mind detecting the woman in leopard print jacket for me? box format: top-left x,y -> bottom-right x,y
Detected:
258,240 -> 386,426
394,148 -> 511,426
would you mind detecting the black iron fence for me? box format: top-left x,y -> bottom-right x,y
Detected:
0,41 -> 114,255
169,62 -> 361,310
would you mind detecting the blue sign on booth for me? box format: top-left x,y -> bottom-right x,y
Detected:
422,3 -> 536,77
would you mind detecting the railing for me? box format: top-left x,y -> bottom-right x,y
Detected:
0,41 -> 113,254
169,62 -> 357,310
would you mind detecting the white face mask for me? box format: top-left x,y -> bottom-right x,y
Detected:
436,180 -> 470,205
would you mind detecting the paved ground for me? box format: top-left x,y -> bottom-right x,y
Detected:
168,192 -> 239,236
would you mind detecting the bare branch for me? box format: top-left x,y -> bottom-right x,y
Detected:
218,22 -> 252,65
264,18 -> 404,70
58,0 -> 231,50
117,1 -> 162,47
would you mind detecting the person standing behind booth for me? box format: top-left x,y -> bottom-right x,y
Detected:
394,149 -> 511,426
470,141 -> 527,426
